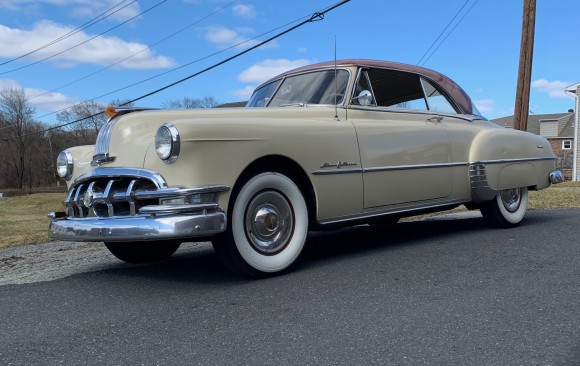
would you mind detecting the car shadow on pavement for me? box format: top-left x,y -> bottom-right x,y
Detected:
80,212 -> 555,284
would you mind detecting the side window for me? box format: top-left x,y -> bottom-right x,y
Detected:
365,68 -> 428,110
420,78 -> 458,114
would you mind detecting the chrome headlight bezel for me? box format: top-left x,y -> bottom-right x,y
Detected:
56,150 -> 74,181
155,123 -> 180,164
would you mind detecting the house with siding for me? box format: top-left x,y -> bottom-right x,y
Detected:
491,111 -> 576,180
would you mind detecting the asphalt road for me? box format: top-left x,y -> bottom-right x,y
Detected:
1,209 -> 579,365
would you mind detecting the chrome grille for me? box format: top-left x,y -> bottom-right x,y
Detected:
62,167 -> 229,219
64,177 -> 158,218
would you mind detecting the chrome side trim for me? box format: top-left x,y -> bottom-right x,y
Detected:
318,198 -> 466,225
311,157 -> 556,176
363,162 -> 467,173
312,168 -> 363,175
48,211 -> 226,242
473,157 -> 556,165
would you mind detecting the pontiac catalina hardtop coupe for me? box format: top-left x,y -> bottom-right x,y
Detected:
49,59 -> 564,277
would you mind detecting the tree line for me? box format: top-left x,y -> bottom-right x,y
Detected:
0,87 -> 219,191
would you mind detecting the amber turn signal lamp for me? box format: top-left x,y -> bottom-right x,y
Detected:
105,105 -> 117,117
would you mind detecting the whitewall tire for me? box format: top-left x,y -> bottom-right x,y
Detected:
213,172 -> 309,277
480,187 -> 528,228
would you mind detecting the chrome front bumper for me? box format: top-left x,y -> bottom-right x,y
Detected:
48,210 -> 226,242
48,167 -> 230,242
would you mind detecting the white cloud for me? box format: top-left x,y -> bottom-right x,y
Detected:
0,21 -> 175,69
232,4 -> 256,19
531,79 -> 573,99
296,47 -> 308,53
229,85 -> 255,100
0,0 -> 141,21
0,78 -> 78,112
203,26 -> 278,49
230,59 -> 313,101
474,99 -> 495,114
237,58 -> 312,84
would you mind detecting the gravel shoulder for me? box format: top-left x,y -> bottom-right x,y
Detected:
0,211 -> 483,286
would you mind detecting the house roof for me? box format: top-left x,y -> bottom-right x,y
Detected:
491,112 -> 575,138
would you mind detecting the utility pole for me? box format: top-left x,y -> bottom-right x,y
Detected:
513,0 -> 536,131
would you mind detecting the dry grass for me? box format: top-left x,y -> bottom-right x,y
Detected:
0,193 -> 64,249
1,182 -> 580,249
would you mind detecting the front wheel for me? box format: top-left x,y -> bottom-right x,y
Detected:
212,172 -> 309,277
104,240 -> 181,264
480,187 -> 528,228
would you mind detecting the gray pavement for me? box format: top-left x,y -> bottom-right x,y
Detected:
0,209 -> 579,365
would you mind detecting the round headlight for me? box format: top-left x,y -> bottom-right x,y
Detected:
56,150 -> 73,181
155,123 -> 180,163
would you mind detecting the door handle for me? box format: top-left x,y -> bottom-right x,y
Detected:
427,115 -> 443,123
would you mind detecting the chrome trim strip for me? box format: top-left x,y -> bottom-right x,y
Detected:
363,162 -> 467,173
139,203 -> 219,215
49,211 -> 226,242
312,157 -> 556,176
133,185 -> 230,200
311,168 -> 363,175
348,105 -> 480,122
318,198 -> 466,225
74,167 -> 168,188
472,157 -> 556,165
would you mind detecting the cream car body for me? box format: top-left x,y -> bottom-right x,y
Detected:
49,60 -> 563,276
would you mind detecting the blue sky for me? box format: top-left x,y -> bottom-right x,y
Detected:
0,0 -> 578,124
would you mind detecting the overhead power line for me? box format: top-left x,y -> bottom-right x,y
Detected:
30,7 -> 308,122
417,0 -> 479,66
1,0 -> 351,141
0,0 -> 168,76
0,0 -> 137,67
420,0 -> 479,66
25,0 -> 240,104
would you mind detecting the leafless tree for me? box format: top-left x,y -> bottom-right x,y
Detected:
0,87 -> 36,189
162,96 -> 220,109
56,101 -> 107,145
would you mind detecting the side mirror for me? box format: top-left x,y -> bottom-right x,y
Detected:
353,90 -> 373,106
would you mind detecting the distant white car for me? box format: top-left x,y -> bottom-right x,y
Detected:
49,59 -> 563,277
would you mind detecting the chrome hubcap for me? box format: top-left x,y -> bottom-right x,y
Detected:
245,191 -> 294,254
500,188 -> 521,213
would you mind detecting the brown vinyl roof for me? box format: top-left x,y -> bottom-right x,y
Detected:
266,59 -> 477,116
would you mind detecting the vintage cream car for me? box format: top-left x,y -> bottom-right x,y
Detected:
49,59 -> 563,277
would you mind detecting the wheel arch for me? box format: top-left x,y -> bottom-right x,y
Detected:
228,155 -> 318,226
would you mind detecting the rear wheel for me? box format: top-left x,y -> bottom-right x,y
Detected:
212,172 -> 309,277
104,240 -> 181,264
480,187 -> 528,228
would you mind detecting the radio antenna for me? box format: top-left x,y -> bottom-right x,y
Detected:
333,36 -> 340,121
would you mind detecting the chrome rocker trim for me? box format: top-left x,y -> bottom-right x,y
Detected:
48,210 -> 226,242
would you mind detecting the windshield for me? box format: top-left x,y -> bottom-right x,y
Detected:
246,79 -> 282,107
247,69 -> 350,107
